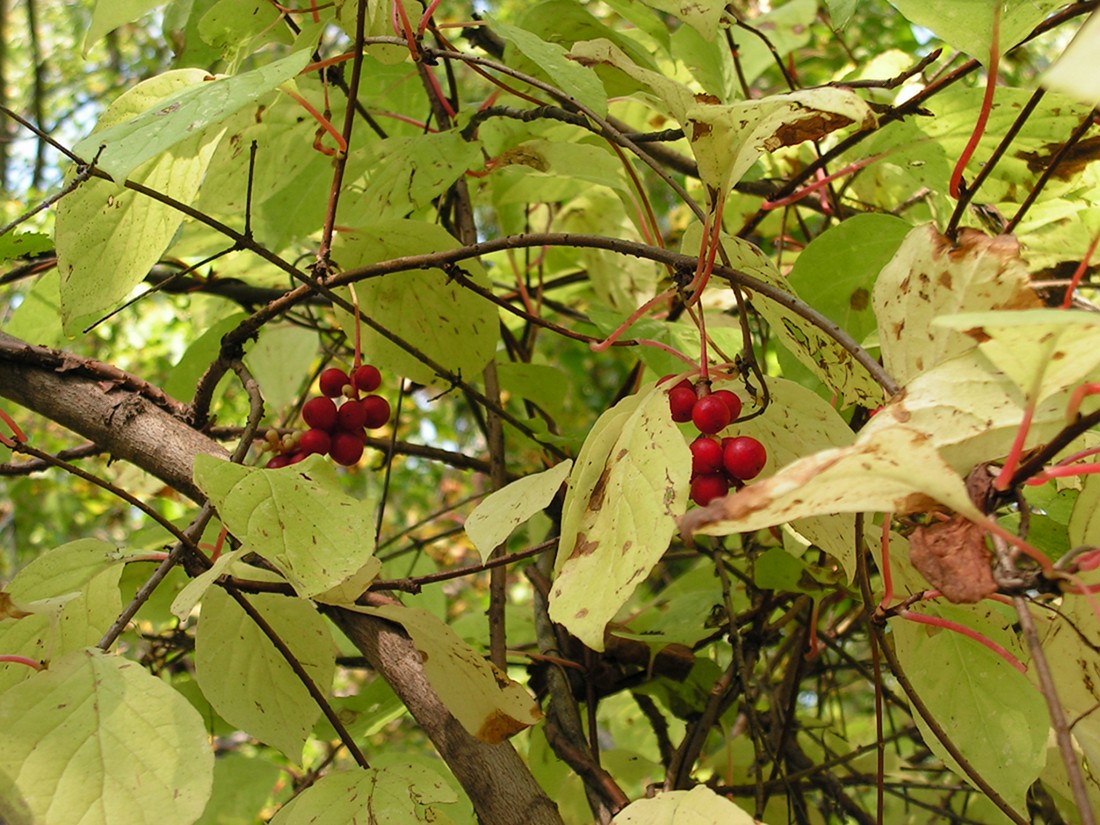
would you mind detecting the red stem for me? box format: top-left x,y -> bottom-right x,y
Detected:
0,655 -> 43,670
899,609 -> 1027,674
949,5 -> 1000,199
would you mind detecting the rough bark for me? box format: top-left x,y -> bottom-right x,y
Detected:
0,330 -> 564,825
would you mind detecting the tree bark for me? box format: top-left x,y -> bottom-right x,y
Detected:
0,330 -> 564,825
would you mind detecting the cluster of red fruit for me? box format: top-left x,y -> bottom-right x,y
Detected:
265,365 -> 391,468
664,377 -> 768,506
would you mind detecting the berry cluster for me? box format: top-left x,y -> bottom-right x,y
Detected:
265,364 -> 391,468
664,377 -> 768,506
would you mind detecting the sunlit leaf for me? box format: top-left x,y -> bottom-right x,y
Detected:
193,454 -> 379,599
872,225 -> 1041,387
611,785 -> 763,824
73,50 -> 312,182
194,587 -> 336,761
353,603 -> 542,743
56,70 -> 223,334
358,133 -> 483,219
0,647 -> 214,825
465,460 -> 572,561
270,764 -> 457,825
1042,11 -> 1100,106
682,425 -> 983,541
84,0 -> 164,53
935,309 -> 1100,402
550,383 -> 691,651
887,0 -> 1066,58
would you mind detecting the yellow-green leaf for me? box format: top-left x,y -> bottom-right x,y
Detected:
550,384 -> 691,651
465,461 -> 572,562
611,785 -> 763,824
0,647 -> 213,825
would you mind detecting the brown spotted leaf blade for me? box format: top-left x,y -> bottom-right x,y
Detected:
355,604 -> 542,744
551,384 -> 691,651
873,225 -> 1041,387
908,515 -> 997,603
681,426 -> 982,540
935,309 -> 1100,403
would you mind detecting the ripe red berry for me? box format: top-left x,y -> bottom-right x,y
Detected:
668,386 -> 697,423
362,395 -> 391,429
299,428 -> 332,456
352,364 -> 382,393
691,394 -> 731,435
329,431 -> 365,466
690,473 -> 730,506
265,454 -> 291,469
712,389 -> 742,422
289,450 -> 309,464
690,436 -> 724,476
723,436 -> 767,480
319,368 -> 351,398
337,399 -> 368,431
302,396 -> 338,431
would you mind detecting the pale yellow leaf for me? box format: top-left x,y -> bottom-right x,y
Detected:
465,461 -> 572,562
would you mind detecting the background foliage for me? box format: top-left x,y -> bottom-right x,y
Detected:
4,1 -> 1100,823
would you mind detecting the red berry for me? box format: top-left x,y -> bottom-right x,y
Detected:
337,399 -> 368,431
299,428 -> 331,456
302,396 -> 338,431
319,368 -> 350,398
289,450 -> 309,464
265,454 -> 291,469
712,389 -> 742,421
362,395 -> 391,429
352,364 -> 382,393
669,386 -> 697,423
690,473 -> 730,506
690,436 -> 724,476
691,394 -> 731,435
329,431 -> 365,466
723,436 -> 767,480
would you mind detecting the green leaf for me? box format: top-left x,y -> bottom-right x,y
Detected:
5,538 -> 141,601
787,213 -> 911,350
331,221 -> 498,387
825,0 -> 859,28
193,454 -> 379,598
73,50 -> 312,182
84,0 -> 164,53
637,0 -> 725,41
194,587 -> 336,761
195,752 -> 282,825
887,0 -> 1066,59
357,132 -> 483,219
490,18 -> 608,116
353,603 -> 543,743
270,764 -> 458,825
465,460 -> 573,561
0,647 -> 214,825
550,383 -> 691,651
1069,475 -> 1100,549
2,269 -> 63,347
55,70 -> 223,334
0,232 -> 51,263
611,785 -> 761,824
242,323 -> 317,414
873,225 -> 1041,388
1042,11 -> 1100,107
892,611 -> 1048,812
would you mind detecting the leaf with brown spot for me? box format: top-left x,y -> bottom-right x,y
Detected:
873,224 -> 1041,388
551,384 -> 690,651
355,604 -> 542,744
908,515 -> 997,603
681,426 -> 982,543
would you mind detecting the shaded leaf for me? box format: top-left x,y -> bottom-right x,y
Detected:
887,0 -> 1066,59
0,647 -> 213,825
550,384 -> 691,651
354,603 -> 542,743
